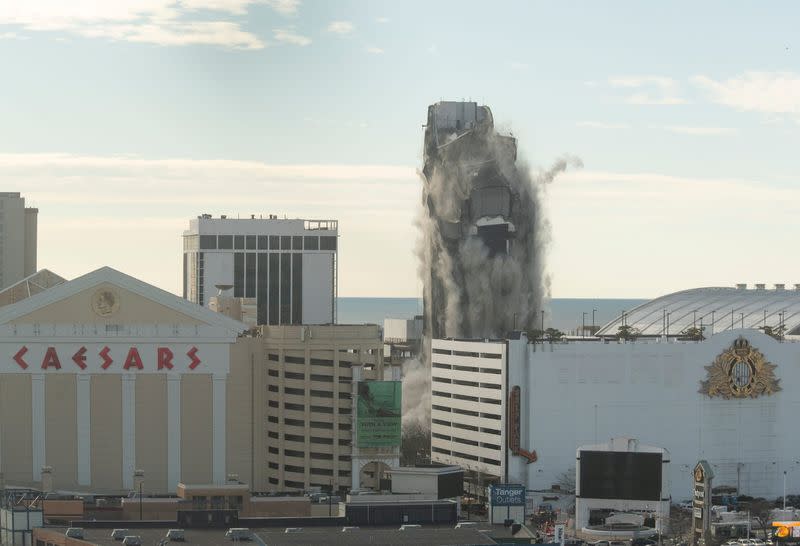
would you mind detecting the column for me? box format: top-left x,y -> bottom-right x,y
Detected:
212,374 -> 226,485
31,374 -> 45,481
76,375 -> 91,486
121,375 -> 136,490
350,366 -> 361,490
167,375 -> 182,490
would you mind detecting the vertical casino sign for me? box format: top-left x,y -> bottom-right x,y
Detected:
693,460 -> 714,546
507,386 -> 537,463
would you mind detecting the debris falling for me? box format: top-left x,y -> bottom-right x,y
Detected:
419,101 -> 581,339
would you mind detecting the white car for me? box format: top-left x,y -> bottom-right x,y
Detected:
225,528 -> 252,541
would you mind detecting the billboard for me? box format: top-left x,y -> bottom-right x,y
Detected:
579,451 -> 662,501
357,381 -> 401,448
490,484 -> 526,507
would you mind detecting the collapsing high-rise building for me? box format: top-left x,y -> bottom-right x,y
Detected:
419,101 -> 571,339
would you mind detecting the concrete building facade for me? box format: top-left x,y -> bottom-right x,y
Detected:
429,339 -> 507,487
430,328 -> 800,500
257,324 -> 401,493
182,215 -> 338,326
0,192 -> 38,290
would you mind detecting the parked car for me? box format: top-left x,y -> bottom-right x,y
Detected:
111,529 -> 129,540
225,528 -> 252,541
122,537 -> 142,546
165,529 -> 185,542
65,528 -> 84,539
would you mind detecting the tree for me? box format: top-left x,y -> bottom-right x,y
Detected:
760,325 -> 786,341
669,505 -> 692,543
680,326 -> 705,341
401,421 -> 431,466
744,498 -> 776,541
526,329 -> 545,343
545,328 -> 565,343
616,324 -> 640,342
555,467 -> 575,493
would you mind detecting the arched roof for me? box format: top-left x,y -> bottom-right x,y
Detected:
595,286 -> 800,337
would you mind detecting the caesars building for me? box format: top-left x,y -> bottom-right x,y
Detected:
431,285 -> 800,500
0,267 -> 400,495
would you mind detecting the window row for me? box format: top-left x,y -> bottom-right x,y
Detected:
199,234 -> 337,251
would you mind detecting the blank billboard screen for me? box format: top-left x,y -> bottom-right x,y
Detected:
579,451 -> 662,501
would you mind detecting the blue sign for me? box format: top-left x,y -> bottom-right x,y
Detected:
490,484 -> 526,507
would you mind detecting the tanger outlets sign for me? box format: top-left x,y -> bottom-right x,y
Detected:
4,344 -> 210,373
490,484 -> 526,507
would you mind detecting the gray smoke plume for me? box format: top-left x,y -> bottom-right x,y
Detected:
418,102 -> 581,339
401,355 -> 430,427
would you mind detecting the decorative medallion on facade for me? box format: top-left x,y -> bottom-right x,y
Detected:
700,336 -> 781,398
91,288 -> 120,317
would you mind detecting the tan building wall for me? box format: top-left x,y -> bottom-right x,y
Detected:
135,374 -> 168,493
180,374 -> 213,485
257,324 -> 396,493
46,374 -> 78,489
227,339 -> 259,487
90,374 -> 122,491
0,374 -> 32,484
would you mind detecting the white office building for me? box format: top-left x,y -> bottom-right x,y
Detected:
0,192 -> 37,290
183,215 -> 337,326
430,339 -> 507,482
430,285 -> 800,500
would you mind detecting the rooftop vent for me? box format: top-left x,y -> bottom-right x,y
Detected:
736,283 -> 747,290
776,284 -> 785,291
755,283 -> 766,290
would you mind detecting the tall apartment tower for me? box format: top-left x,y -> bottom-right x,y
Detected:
0,192 -> 38,290
183,215 -> 338,325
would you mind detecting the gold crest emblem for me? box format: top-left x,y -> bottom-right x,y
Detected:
694,466 -> 704,482
700,336 -> 780,398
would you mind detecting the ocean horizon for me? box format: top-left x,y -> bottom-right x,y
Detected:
337,297 -> 647,334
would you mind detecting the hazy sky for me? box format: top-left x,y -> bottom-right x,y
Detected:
2,0 -> 799,298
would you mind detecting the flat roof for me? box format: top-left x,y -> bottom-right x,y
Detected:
43,525 -> 502,546
388,465 -> 463,476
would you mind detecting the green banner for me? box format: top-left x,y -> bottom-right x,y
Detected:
357,381 -> 402,447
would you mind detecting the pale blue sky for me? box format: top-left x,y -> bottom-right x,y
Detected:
1,1 -> 799,297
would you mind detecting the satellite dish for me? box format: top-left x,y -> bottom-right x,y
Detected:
215,284 -> 234,296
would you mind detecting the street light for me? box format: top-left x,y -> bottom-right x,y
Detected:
592,309 -> 597,333
784,470 -> 788,510
133,469 -> 145,521
783,461 -> 800,510
582,312 -> 587,338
